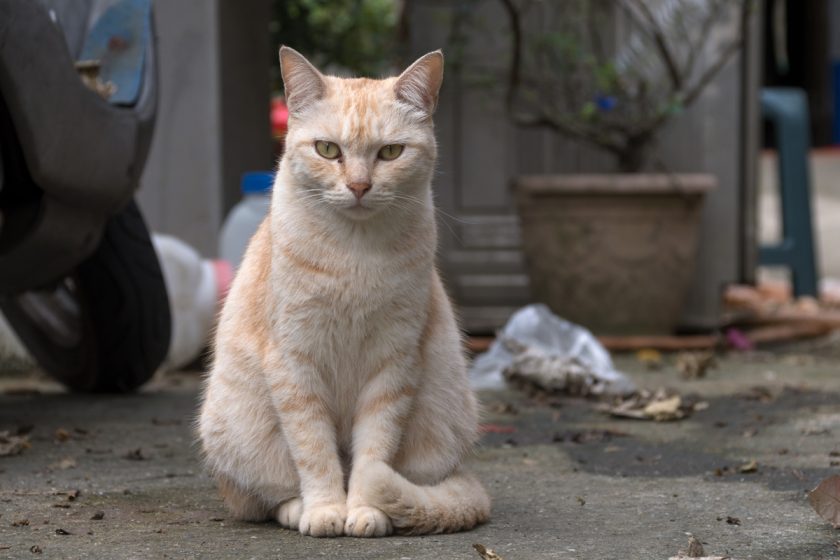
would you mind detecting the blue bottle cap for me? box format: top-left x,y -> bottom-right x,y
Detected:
241,172 -> 274,195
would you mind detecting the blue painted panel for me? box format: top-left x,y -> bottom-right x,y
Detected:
79,0 -> 151,106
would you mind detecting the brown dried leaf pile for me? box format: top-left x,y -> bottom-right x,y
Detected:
473,543 -> 505,560
669,536 -> 730,559
600,388 -> 707,422
0,430 -> 30,457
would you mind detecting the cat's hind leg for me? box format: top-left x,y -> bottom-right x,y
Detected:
355,311 -> 489,534
200,368 -> 300,524
276,497 -> 304,530
217,474 -> 274,522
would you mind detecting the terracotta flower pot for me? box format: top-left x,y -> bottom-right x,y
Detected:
514,173 -> 717,335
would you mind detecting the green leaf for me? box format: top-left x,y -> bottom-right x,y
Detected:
580,102 -> 597,120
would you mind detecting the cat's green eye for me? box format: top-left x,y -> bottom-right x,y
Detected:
377,144 -> 404,161
315,140 -> 341,159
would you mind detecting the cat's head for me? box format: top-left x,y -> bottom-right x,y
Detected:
278,46 -> 443,221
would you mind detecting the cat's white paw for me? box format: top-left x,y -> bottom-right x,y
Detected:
344,506 -> 392,538
299,504 -> 347,538
276,497 -> 303,530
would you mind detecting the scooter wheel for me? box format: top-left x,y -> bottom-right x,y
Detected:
0,200 -> 171,392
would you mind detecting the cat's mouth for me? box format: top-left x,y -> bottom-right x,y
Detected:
348,200 -> 370,210
341,200 -> 377,218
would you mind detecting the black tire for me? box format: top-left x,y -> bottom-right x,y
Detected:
0,200 -> 170,392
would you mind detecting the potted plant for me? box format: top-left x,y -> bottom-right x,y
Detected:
494,0 -> 750,335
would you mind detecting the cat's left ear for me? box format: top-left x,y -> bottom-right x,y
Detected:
280,46 -> 326,115
395,50 -> 444,117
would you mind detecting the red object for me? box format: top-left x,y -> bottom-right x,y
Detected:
479,424 -> 517,434
212,259 -> 233,309
271,97 -> 289,138
108,35 -> 129,51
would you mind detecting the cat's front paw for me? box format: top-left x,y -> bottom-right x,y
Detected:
299,504 -> 347,537
345,506 -> 392,538
276,497 -> 303,530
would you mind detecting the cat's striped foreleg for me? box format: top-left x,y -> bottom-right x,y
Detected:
344,353 -> 418,537
266,351 -> 346,537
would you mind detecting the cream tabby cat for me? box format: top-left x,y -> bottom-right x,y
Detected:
198,47 -> 490,538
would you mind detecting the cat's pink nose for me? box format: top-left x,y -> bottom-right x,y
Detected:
347,182 -> 372,200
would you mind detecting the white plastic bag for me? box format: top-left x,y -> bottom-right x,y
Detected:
469,304 -> 635,396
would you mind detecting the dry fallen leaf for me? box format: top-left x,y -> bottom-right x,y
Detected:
602,389 -> 688,421
677,351 -> 717,379
809,475 -> 840,528
54,428 -> 71,442
124,448 -> 147,461
739,386 -> 775,403
488,402 -> 519,415
0,431 -> 30,457
473,543 -> 505,560
53,489 -> 80,501
554,429 -> 628,444
687,536 -> 705,556
738,460 -> 758,474
636,348 -> 663,369
669,553 -> 730,560
669,535 -> 730,559
50,457 -> 76,471
643,395 -> 683,421
75,60 -> 117,99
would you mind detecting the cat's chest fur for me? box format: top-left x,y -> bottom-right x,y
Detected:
267,227 -> 433,449
269,218 -> 432,380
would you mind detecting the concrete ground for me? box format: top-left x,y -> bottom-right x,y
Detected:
3,338 -> 840,559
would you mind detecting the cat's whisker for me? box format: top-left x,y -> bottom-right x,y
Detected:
386,194 -> 476,243
383,195 -> 459,238
432,207 -> 478,225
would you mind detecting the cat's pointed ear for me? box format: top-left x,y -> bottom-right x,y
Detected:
280,46 -> 326,115
395,50 -> 444,117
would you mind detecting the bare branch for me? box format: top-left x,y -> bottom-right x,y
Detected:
586,1 -> 608,68
682,11 -> 749,105
498,0 -> 523,114
510,109 -> 626,155
618,0 -> 683,91
684,0 -> 729,84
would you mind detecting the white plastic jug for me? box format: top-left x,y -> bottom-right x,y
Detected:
220,171 -> 274,270
152,234 -> 231,370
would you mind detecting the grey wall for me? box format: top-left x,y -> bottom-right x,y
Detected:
138,0 -> 271,257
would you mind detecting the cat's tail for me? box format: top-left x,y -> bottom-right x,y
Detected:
361,461 -> 490,535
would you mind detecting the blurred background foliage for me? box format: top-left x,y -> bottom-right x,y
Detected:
270,0 -> 404,91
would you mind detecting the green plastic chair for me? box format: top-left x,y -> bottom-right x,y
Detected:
759,88 -> 820,297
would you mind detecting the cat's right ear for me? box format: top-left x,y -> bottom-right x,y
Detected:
279,46 -> 326,115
